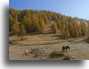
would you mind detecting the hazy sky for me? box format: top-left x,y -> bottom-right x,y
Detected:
9,0 -> 89,20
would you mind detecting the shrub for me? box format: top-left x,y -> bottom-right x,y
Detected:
63,55 -> 71,60
49,50 -> 64,58
34,53 -> 39,57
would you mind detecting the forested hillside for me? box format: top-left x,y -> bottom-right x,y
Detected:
9,8 -> 89,38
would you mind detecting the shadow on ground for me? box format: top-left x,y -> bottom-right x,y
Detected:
83,38 -> 89,43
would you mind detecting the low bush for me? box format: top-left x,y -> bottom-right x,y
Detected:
49,50 -> 64,58
34,53 -> 39,57
63,55 -> 71,60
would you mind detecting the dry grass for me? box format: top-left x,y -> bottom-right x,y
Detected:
9,34 -> 89,60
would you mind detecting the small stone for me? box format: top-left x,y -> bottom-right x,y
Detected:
71,56 -> 75,59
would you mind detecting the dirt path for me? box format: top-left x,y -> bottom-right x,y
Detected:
9,34 -> 89,60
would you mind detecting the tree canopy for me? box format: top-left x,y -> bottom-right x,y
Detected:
9,8 -> 89,38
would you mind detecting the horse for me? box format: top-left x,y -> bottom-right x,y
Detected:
66,45 -> 70,50
62,45 -> 70,52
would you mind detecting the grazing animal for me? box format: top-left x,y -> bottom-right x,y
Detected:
62,45 -> 70,52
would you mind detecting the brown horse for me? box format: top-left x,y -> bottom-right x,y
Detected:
62,45 -> 70,52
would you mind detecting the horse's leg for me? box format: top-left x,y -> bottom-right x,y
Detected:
64,48 -> 66,52
66,48 -> 67,52
63,49 -> 64,52
62,49 -> 65,52
63,49 -> 65,52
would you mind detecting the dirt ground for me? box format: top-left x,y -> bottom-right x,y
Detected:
9,34 -> 89,60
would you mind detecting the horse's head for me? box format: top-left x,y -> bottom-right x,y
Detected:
66,45 -> 70,49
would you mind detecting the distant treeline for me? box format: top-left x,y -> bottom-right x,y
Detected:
9,8 -> 89,39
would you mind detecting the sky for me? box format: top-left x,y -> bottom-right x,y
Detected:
9,0 -> 89,20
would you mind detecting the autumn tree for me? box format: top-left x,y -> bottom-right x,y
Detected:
21,15 -> 32,33
18,24 -> 26,39
11,15 -> 20,34
39,18 -> 46,33
43,13 -> 50,24
55,19 -> 62,31
9,8 -> 89,38
80,21 -> 87,36
9,14 -> 14,32
51,22 -> 59,33
87,23 -> 89,39
60,26 -> 70,39
31,14 -> 40,32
